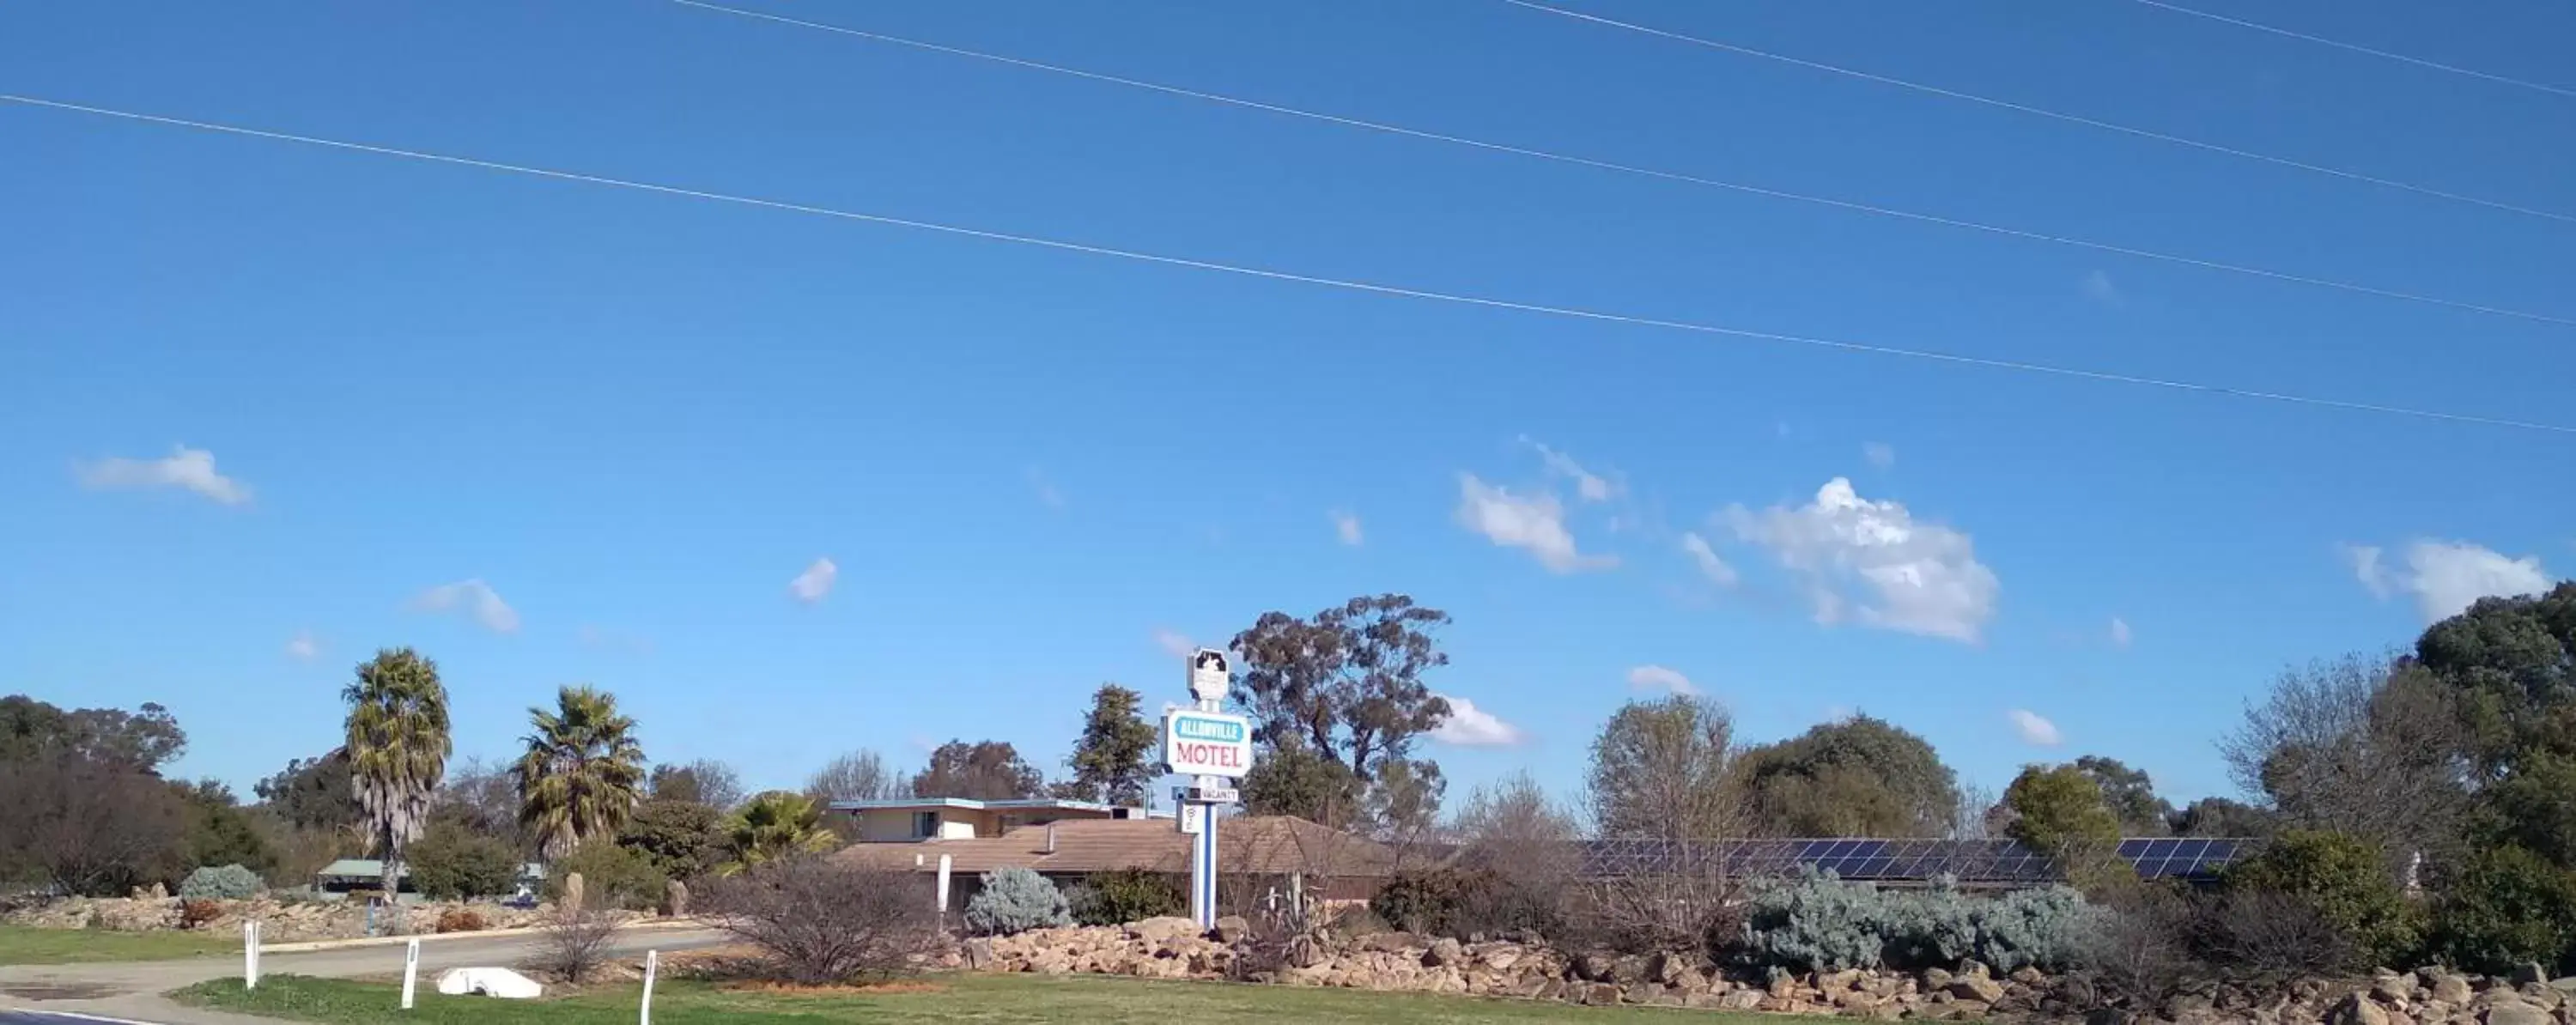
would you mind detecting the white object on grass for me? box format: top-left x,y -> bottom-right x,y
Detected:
434,967 -> 545,999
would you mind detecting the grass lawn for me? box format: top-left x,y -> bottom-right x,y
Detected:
176,973 -> 1789,1024
0,925 -> 237,965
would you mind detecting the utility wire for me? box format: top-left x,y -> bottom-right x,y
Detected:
4,93 -> 2567,435
1504,0 -> 2576,227
664,0 -> 2576,331
2123,0 -> 2576,101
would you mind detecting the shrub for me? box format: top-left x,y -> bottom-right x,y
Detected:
963,866 -> 1071,936
2190,889 -> 2354,983
617,798 -> 727,882
436,907 -> 489,933
701,855 -> 938,985
1072,869 -> 1184,926
2221,829 -> 2421,968
408,822 -> 522,901
1735,866 -> 2098,974
178,899 -> 224,930
547,842 -> 666,911
528,907 -> 619,983
2427,844 -> 2576,975
178,864 -> 260,901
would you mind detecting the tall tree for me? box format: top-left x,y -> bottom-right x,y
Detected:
1057,684 -> 1158,806
1230,594 -> 1453,824
0,753 -> 187,895
514,684 -> 647,859
1587,695 -> 1741,840
175,779 -> 278,877
651,759 -> 746,811
1453,770 -> 1578,849
1361,757 -> 1446,843
908,740 -> 1043,801
2167,797 -> 2275,838
1237,743 -> 1361,825
721,790 -> 840,873
805,749 -> 902,804
0,695 -> 187,773
254,751 -> 363,834
342,648 -> 452,895
2221,652 -> 2469,865
2002,763 -> 2127,892
2410,582 -> 2576,783
435,755 -> 527,846
2073,755 -> 2173,836
1737,715 -> 1960,837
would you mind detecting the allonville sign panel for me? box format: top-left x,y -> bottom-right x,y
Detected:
1163,710 -> 1255,779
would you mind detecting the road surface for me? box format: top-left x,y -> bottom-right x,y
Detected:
0,925 -> 728,1024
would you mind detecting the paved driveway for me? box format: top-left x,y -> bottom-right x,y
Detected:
0,926 -> 729,1024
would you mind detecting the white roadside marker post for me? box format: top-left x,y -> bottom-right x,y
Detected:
400,937 -> 421,1010
242,920 -> 261,990
640,949 -> 659,1025
935,854 -> 953,932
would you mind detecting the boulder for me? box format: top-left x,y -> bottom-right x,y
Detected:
2330,992 -> 2393,1025
562,872 -> 586,915
2511,965 -> 2550,987
662,879 -> 688,918
2434,975 -> 2476,1004
435,967 -> 544,999
1949,975 -> 2007,1004
1421,937 -> 1463,967
1125,917 -> 1202,943
1210,915 -> 1250,945
962,937 -> 995,971
2377,977 -> 2416,1006
2483,1000 -> 2552,1025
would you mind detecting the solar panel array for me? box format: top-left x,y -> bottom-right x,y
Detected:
1574,836 -> 2252,886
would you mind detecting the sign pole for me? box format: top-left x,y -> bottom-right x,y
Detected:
242,920 -> 260,990
1169,647 -> 1250,931
935,853 -> 953,931
400,937 -> 421,1010
640,949 -> 659,1025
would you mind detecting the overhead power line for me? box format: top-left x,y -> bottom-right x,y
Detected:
2122,0 -> 2576,101
3,93 -> 2567,435
663,0 -> 2576,331
1504,0 -> 2576,227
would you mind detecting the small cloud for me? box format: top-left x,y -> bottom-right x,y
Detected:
2008,709 -> 2063,746
577,624 -> 654,655
1521,436 -> 1615,502
2081,270 -> 2123,306
1027,469 -> 1066,511
2108,616 -> 2133,649
1153,628 -> 1195,660
1626,664 -> 1699,697
1862,442 -> 1897,470
788,557 -> 839,604
1329,510 -> 1364,547
1680,532 -> 1739,587
410,579 -> 519,634
1430,694 -> 1526,747
283,632 -> 319,662
1723,477 -> 1998,643
2349,539 -> 2549,623
1454,473 -> 1616,573
75,446 -> 252,506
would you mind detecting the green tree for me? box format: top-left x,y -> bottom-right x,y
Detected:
908,740 -> 1043,801
2225,829 -> 2421,969
2428,844 -> 2576,974
617,798 -> 728,881
1587,695 -> 1739,840
2411,582 -> 2576,784
2072,755 -> 2172,836
1056,684 -> 1158,806
1361,756 -> 1445,842
513,684 -> 647,859
0,696 -> 187,773
2002,764 -> 2126,894
1738,715 -> 1960,837
174,779 -> 277,877
253,751 -> 362,834
407,820 -> 522,900
2223,653 -> 2470,868
1230,594 -> 1452,798
2167,797 -> 2275,838
649,759 -> 745,810
1239,742 -> 1361,825
343,648 -> 452,898
722,790 -> 840,873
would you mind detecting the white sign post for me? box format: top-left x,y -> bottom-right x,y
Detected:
640,949 -> 659,1025
1170,648 -> 1255,929
400,937 -> 421,1010
935,853 -> 953,931
242,920 -> 261,990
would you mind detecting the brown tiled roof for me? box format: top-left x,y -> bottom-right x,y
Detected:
835,816 -> 1400,878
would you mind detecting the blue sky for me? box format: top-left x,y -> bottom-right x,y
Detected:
3,0 -> 2570,814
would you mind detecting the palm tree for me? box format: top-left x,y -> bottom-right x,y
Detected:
720,790 -> 840,874
514,684 -> 647,859
343,648 -> 453,901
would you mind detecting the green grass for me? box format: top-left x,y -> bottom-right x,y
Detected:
0,925 -> 238,965
174,973 -> 1787,1024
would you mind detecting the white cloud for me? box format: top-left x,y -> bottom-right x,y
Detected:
577,624 -> 654,654
1626,664 -> 1699,697
1430,694 -> 1526,747
2081,270 -> 2123,306
2350,539 -> 2550,623
283,632 -> 319,662
1455,473 -> 1616,573
1722,477 -> 1999,643
75,446 -> 252,506
1521,437 -> 1614,502
1329,510 -> 1364,546
2109,616 -> 2133,649
1680,532 -> 1738,587
410,579 -> 520,634
2008,709 -> 2063,746
788,557 -> 839,604
1862,442 -> 1897,470
1153,628 -> 1196,660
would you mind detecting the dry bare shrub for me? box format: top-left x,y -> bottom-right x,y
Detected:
2190,889 -> 2352,988
527,906 -> 621,983
701,855 -> 937,985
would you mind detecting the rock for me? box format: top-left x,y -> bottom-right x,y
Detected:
2010,966 -> 2046,986
2512,966 -> 2551,987
662,879 -> 688,918
1949,976 -> 2007,1004
1925,1000 -> 1992,1021
2379,977 -> 2418,1005
562,872 -> 586,914
1648,950 -> 1692,986
2331,992 -> 2394,1025
1582,982 -> 1622,1006
1210,915 -> 1249,945
1619,981 -> 1662,1005
2513,986 -> 2561,1011
963,937 -> 995,971
2551,979 -> 2576,994
1421,937 -> 1463,967
1923,967 -> 1955,992
2484,1001 -> 2552,1025
1126,917 -> 1202,943
2437,977 -> 2478,1005
1720,988 -> 1765,1010
435,967 -> 544,999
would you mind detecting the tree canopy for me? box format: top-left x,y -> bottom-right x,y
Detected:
1737,715 -> 1959,838
1056,684 -> 1158,806
1230,594 -> 1453,828
343,648 -> 452,880
909,741 -> 1044,801
1587,695 -> 1739,840
0,695 -> 185,774
515,684 -> 648,858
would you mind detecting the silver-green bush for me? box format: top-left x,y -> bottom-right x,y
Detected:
179,864 -> 262,900
1737,865 -> 2098,973
963,866 -> 1072,936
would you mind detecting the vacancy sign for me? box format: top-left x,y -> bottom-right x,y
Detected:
1163,710 -> 1255,779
